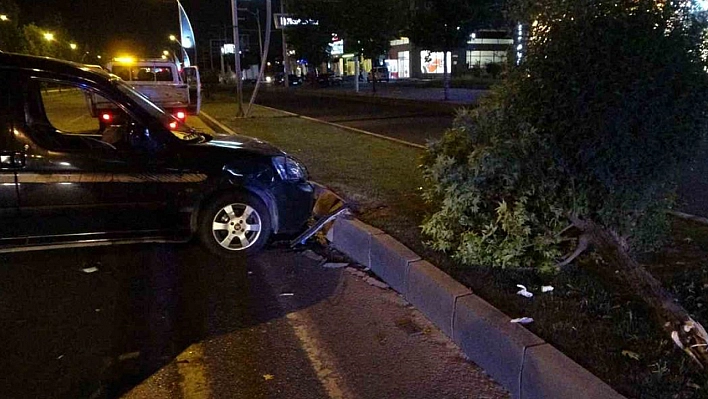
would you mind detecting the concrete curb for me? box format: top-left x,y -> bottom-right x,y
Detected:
270,86 -> 472,112
197,110 -> 625,398
328,216 -> 626,399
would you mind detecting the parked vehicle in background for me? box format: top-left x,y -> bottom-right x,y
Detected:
0,52 -> 314,256
102,59 -> 201,124
274,73 -> 302,86
316,73 -> 343,87
368,66 -> 390,82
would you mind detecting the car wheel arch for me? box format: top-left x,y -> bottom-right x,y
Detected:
190,184 -> 280,236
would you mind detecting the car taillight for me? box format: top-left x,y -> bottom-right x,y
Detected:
101,112 -> 112,122
169,121 -> 178,129
175,111 -> 186,120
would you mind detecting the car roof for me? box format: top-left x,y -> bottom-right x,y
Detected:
0,51 -> 112,80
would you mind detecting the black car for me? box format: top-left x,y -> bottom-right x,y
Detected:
0,52 -> 314,256
273,73 -> 302,86
316,73 -> 343,87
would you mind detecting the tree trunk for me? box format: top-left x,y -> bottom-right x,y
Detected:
573,217 -> 708,369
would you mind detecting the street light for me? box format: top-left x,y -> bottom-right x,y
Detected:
43,32 -> 55,42
239,7 -> 263,66
69,43 -> 77,50
169,34 -> 190,66
0,15 -> 9,22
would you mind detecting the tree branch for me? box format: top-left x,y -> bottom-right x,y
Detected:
556,234 -> 590,270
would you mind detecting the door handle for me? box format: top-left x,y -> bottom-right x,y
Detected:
0,151 -> 26,169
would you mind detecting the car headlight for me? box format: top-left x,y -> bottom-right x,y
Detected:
272,156 -> 308,181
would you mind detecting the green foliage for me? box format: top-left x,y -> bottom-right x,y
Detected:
422,0 -> 708,271
0,0 -> 25,53
405,0 -> 505,52
288,0 -> 340,68
286,0 -> 406,64
337,0 -> 406,59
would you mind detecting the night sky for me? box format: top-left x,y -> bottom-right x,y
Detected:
16,0 -> 238,58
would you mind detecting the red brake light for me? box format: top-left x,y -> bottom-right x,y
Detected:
101,113 -> 112,122
175,111 -> 186,120
169,121 -> 178,129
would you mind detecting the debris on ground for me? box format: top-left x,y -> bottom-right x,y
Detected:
510,317 -> 534,324
541,285 -> 554,293
82,267 -> 99,274
364,276 -> 389,290
279,292 -> 295,297
346,267 -> 369,278
118,351 -> 140,362
621,350 -> 641,360
516,284 -> 533,298
301,249 -> 325,262
322,262 -> 349,269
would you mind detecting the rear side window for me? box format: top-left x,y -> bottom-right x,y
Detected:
111,65 -> 131,81
133,67 -> 173,82
154,67 -> 173,81
109,65 -> 174,82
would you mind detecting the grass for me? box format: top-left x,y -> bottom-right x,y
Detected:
202,98 -> 708,399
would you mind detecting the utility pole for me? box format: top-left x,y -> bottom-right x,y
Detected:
256,9 -> 263,67
281,0 -> 289,87
239,7 -> 263,67
231,0 -> 244,116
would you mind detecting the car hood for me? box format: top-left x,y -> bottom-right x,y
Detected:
193,133 -> 284,157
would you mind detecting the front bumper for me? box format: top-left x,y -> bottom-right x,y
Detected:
272,180 -> 315,234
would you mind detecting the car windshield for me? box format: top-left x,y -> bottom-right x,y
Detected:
110,77 -> 205,142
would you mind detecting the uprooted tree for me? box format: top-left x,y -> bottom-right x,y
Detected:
421,0 -> 708,368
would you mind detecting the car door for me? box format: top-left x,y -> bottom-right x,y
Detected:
183,66 -> 201,114
11,74 -> 187,239
0,70 -> 22,243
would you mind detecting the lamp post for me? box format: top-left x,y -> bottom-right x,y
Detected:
239,7 -> 263,66
0,15 -> 9,22
231,0 -> 244,116
170,34 -> 191,67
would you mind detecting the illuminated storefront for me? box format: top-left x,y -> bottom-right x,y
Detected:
387,30 -> 512,79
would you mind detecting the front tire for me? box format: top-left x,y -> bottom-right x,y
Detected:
198,192 -> 272,257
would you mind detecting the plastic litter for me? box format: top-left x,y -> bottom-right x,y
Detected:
82,267 -> 99,274
621,350 -> 640,360
279,293 -> 295,297
510,317 -> 534,324
516,284 -> 533,298
541,285 -> 554,293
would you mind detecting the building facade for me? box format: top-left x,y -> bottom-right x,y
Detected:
385,30 -> 512,79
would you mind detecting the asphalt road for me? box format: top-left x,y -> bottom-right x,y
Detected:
253,87 -> 458,146
1,241 -> 508,399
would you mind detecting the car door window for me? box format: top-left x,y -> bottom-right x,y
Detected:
30,80 -> 133,151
